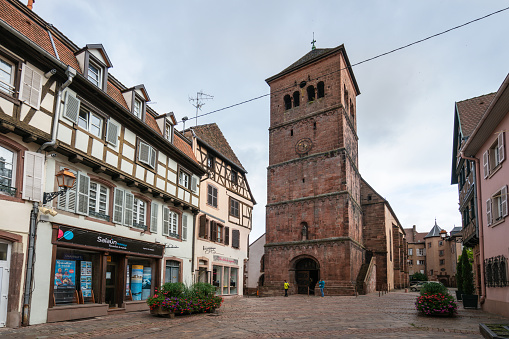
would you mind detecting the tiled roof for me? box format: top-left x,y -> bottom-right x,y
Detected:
190,123 -> 246,172
106,81 -> 128,110
450,226 -> 462,237
281,48 -> 334,75
403,228 -> 426,243
173,133 -> 198,163
145,113 -> 161,136
456,93 -> 496,137
424,220 -> 442,239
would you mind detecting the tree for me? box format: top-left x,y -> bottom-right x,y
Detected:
461,247 -> 475,295
456,254 -> 463,291
411,272 -> 427,282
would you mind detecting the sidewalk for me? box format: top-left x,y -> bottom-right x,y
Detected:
1,290 -> 507,338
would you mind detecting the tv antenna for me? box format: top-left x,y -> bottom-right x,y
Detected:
189,91 -> 213,126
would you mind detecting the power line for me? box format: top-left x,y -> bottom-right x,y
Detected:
178,6 -> 509,124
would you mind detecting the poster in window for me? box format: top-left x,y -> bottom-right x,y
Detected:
131,265 -> 143,301
55,260 -> 76,287
142,267 -> 152,300
126,265 -> 130,297
80,261 -> 92,299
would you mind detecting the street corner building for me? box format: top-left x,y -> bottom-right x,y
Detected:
0,0 -> 207,326
258,44 -> 408,296
184,123 -> 256,297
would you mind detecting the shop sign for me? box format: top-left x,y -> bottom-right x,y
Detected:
213,255 -> 238,265
56,225 -> 164,257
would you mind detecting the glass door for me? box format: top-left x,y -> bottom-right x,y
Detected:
105,263 -> 116,307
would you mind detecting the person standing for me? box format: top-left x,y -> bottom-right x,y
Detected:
318,279 -> 325,297
284,280 -> 289,297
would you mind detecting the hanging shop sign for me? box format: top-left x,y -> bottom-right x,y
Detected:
213,255 -> 238,265
56,225 -> 164,257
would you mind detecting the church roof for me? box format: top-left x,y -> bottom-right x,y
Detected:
187,123 -> 246,173
424,220 -> 443,239
265,44 -> 360,95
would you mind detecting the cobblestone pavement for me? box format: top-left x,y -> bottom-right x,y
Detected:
1,290 -> 508,338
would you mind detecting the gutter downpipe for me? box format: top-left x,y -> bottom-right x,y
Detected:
459,152 -> 486,305
22,67 -> 75,326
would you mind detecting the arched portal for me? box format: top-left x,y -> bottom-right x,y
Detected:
294,257 -> 319,294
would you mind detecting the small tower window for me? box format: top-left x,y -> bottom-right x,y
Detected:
290,129 -> 293,136
313,122 -> 317,130
344,85 -> 349,113
307,86 -> 315,102
293,91 -> 300,107
317,81 -> 325,98
284,95 -> 291,110
350,100 -> 355,120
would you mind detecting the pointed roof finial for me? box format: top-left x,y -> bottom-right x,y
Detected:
311,32 -> 316,50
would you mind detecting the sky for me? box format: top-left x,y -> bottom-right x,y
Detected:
30,0 -> 509,242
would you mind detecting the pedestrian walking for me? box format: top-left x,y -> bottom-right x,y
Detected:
318,279 -> 325,297
284,280 -> 289,297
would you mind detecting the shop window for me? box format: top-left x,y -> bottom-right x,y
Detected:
213,265 -> 222,293
293,91 -> 300,107
230,198 -> 239,218
53,248 -> 101,306
483,132 -> 505,178
284,94 -> 291,110
127,258 -> 153,301
89,182 -> 109,221
207,184 -> 218,208
317,81 -> 324,98
307,85 -> 315,102
165,260 -> 180,283
212,266 -> 238,295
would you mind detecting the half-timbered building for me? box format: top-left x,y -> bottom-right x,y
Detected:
0,0 -> 205,326
184,123 -> 255,296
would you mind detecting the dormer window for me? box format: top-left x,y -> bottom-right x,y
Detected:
133,98 -> 142,119
165,122 -> 173,142
87,61 -> 102,88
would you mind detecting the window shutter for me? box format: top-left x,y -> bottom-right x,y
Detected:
22,151 -> 45,201
210,221 -> 217,242
501,186 -> 508,217
182,214 -> 188,241
124,192 -> 134,227
191,176 -> 198,192
149,147 -> 157,168
199,215 -> 206,238
150,203 -> 158,233
486,198 -> 492,226
20,65 -> 42,109
113,188 -> 124,224
106,120 -> 119,146
225,227 -> 229,245
483,150 -> 489,178
138,141 -> 150,165
76,172 -> 90,215
232,229 -> 240,249
162,206 -> 169,236
498,132 -> 505,163
171,212 -> 178,235
63,92 -> 80,124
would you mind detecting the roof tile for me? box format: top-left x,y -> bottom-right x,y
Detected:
457,93 -> 496,137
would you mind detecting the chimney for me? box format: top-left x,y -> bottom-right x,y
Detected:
27,0 -> 34,10
413,225 -> 416,239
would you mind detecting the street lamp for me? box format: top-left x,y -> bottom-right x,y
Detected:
43,168 -> 76,204
440,230 -> 447,239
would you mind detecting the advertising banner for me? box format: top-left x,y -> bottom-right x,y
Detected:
80,261 -> 93,299
55,260 -> 76,287
131,265 -> 143,301
142,267 -> 152,300
56,225 -> 164,257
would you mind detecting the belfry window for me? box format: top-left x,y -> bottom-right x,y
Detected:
317,81 -> 324,98
284,95 -> 291,110
293,91 -> 300,107
307,86 -> 315,102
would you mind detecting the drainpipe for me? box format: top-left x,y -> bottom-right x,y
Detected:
459,152 -> 486,304
191,212 -> 197,283
23,67 -> 75,325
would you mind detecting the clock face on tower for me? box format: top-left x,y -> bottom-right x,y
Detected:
295,138 -> 313,155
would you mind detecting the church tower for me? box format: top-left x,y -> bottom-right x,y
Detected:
263,45 -> 364,295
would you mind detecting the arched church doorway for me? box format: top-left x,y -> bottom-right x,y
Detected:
294,258 -> 319,294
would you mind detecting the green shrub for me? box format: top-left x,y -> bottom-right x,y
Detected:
420,282 -> 448,296
456,255 -> 463,291
461,247 -> 475,295
192,282 -> 217,298
160,282 -> 187,297
415,293 -> 457,316
411,272 -> 427,282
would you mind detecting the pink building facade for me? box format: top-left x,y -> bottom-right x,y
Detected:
461,74 -> 509,318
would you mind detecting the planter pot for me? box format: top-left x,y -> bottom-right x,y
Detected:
461,294 -> 478,309
455,290 -> 463,301
150,306 -> 175,318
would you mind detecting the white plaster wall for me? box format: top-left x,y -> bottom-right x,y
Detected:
192,196 -> 199,207
123,128 -> 136,146
122,143 -> 135,160
158,153 -> 167,166
19,104 -> 31,121
0,99 -> 13,116
166,183 -> 176,196
167,170 -> 176,184
121,159 -> 133,174
156,178 -> 165,190
157,164 -> 165,177
91,138 -> 103,160
89,49 -> 107,65
105,151 -> 118,167
177,188 -> 184,200
135,165 -> 144,181
40,91 -> 54,112
167,158 -> 177,172
146,171 -> 154,186
247,234 -> 265,289
74,130 -> 89,153
30,111 -> 51,134
57,123 -> 72,145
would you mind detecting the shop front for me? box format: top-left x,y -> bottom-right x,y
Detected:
47,224 -> 164,322
212,255 -> 239,296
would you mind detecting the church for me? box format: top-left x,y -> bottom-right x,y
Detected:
258,44 -> 408,296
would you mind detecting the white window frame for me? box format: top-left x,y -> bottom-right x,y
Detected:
487,185 -> 508,226
417,260 -> 425,265
165,123 -> 173,142
417,248 -> 425,256
133,98 -> 142,119
170,211 -> 178,236
133,198 -> 146,229
0,145 -> 16,195
179,171 -> 190,189
207,184 -> 218,208
182,214 -> 187,241
138,140 -> 157,169
408,248 -> 413,256
87,61 -> 102,88
89,181 -> 109,218
483,132 -> 505,178
78,108 -> 103,138
0,56 -> 15,96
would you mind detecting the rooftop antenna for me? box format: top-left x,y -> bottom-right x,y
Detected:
311,32 -> 316,50
189,91 -> 213,127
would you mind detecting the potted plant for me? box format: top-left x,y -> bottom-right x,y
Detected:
460,247 -> 478,309
455,255 -> 463,301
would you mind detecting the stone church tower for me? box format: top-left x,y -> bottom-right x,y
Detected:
263,45 -> 364,295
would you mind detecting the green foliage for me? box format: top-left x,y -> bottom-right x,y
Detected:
456,256 -> 463,291
160,282 -> 187,297
192,282 -> 217,298
420,282 -> 448,296
461,247 -> 475,295
410,272 -> 428,282
415,293 -> 457,316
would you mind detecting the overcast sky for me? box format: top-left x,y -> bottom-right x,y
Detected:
32,1 -> 509,241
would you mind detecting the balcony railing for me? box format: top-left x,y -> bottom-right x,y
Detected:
461,220 -> 478,246
89,211 -> 110,222
167,232 -> 180,239
132,222 -> 147,231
